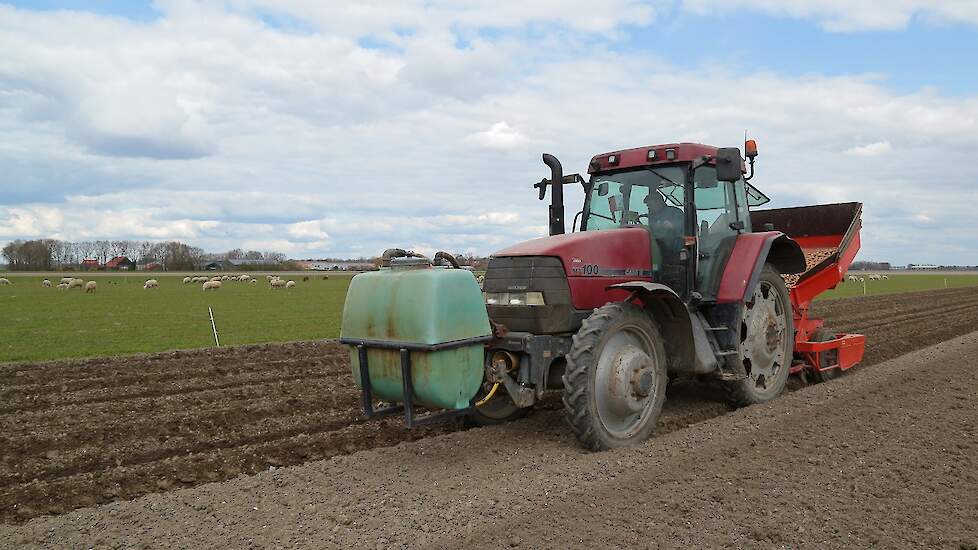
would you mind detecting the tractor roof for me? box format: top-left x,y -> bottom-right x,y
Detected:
587,142 -> 718,174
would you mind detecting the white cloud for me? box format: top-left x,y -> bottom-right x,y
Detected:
678,0 -> 978,31
465,122 -> 529,150
0,2 -> 977,266
844,141 -> 892,156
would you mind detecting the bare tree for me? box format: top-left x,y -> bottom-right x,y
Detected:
94,240 -> 111,264
78,241 -> 96,261
137,241 -> 154,264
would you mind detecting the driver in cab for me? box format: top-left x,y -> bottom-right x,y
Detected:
644,191 -> 684,257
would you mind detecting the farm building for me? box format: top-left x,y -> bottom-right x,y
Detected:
105,256 -> 135,270
80,258 -> 100,270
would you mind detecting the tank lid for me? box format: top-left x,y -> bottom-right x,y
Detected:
390,257 -> 431,270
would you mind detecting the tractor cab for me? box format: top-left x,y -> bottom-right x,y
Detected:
575,143 -> 769,301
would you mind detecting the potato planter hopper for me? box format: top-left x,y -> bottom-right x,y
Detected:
342,141 -> 867,450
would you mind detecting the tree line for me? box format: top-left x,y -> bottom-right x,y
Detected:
1,240 -> 288,271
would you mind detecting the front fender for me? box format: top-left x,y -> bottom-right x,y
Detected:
607,281 -> 694,374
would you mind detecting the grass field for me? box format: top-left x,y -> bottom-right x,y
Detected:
1,271 -> 976,363
817,272 -> 978,299
0,273 -> 351,363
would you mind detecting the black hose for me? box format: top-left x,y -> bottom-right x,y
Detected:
433,251 -> 461,268
381,248 -> 426,267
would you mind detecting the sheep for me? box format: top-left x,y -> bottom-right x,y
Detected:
265,274 -> 273,280
881,274 -> 889,280
250,278 -> 257,284
202,280 -> 222,291
221,275 -> 230,281
846,275 -> 858,282
183,276 -> 192,284
238,274 -> 250,282
60,277 -> 74,285
270,278 -> 286,289
286,280 -> 296,289
42,279 -> 52,287
0,278 -> 11,286
210,276 -> 221,282
143,279 -> 159,289
57,282 -> 69,290
85,281 -> 97,293
859,277 -> 866,283
67,278 -> 85,290
867,274 -> 881,281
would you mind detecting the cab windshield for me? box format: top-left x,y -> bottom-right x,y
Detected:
582,166 -> 686,231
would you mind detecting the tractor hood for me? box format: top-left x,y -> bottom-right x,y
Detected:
492,227 -> 653,278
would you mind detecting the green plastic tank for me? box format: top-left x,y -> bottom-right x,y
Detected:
340,258 -> 490,410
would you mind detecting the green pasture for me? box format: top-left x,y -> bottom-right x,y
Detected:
817,272 -> 978,299
1,271 -> 976,364
0,273 -> 351,363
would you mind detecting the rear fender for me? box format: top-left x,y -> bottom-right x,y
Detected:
607,282 -> 694,374
716,232 -> 806,303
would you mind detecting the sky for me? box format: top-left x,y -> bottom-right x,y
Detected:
1,1 -> 978,264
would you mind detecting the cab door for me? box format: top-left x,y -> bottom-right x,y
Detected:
693,166 -> 750,300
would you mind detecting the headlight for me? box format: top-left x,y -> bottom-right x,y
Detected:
483,291 -> 546,306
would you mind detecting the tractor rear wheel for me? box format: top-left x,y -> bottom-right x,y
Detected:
724,264 -> 794,407
563,302 -> 668,451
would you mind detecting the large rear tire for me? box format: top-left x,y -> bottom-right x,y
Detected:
724,264 -> 794,407
563,302 -> 668,451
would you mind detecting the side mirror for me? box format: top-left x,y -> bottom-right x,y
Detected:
715,147 -> 743,182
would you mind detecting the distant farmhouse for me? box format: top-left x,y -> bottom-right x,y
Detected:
106,256 -> 135,270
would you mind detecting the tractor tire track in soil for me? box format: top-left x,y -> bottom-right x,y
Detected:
2,287 -> 978,524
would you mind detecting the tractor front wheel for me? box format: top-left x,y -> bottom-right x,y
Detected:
563,302 -> 668,451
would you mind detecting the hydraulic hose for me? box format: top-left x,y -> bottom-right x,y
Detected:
433,251 -> 461,268
474,383 -> 500,407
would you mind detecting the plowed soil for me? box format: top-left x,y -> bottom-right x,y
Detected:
2,286 -> 978,529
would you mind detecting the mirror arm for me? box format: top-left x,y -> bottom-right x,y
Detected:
744,156 -> 756,181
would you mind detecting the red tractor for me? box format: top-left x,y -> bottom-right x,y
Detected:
343,141 -> 865,451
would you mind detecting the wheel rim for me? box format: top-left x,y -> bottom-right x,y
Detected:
474,389 -> 520,420
593,324 -> 661,439
741,280 -> 788,395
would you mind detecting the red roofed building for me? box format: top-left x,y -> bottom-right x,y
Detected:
105,256 -> 135,270
81,258 -> 100,270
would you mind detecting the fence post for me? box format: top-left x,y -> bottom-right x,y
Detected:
208,306 -> 221,347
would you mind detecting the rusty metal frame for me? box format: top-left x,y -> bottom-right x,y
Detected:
341,335 -> 491,428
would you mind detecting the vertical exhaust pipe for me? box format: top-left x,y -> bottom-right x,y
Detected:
542,153 -> 565,236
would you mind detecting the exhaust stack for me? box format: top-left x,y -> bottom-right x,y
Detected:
541,153 -> 565,236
